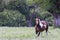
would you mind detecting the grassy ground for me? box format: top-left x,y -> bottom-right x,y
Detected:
0,27 -> 60,40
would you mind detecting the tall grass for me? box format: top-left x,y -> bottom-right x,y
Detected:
0,27 -> 60,40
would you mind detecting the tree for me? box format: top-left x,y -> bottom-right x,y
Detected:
0,0 -> 4,12
34,0 -> 60,27
0,0 -> 55,27
6,0 -> 34,27
46,0 -> 60,27
6,0 -> 53,27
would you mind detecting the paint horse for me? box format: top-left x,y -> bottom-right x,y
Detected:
35,17 -> 48,38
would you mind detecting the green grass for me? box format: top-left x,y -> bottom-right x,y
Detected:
0,27 -> 60,40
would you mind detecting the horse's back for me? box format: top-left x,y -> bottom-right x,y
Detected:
41,21 -> 47,25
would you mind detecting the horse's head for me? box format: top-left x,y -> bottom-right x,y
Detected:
35,17 -> 40,25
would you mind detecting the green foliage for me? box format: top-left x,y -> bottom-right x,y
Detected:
0,0 -> 54,27
33,0 -> 60,14
33,0 -> 50,10
0,9 -> 26,26
0,0 -> 2,4
38,10 -> 53,26
26,0 -> 35,5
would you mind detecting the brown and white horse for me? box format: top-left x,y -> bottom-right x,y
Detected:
35,17 -> 48,39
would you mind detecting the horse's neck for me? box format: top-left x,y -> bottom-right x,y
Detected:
36,20 -> 40,26
36,20 -> 39,25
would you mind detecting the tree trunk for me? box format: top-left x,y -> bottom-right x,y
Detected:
25,15 -> 32,27
26,13 -> 37,27
26,20 -> 32,27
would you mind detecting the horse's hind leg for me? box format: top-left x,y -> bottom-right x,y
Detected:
46,26 -> 48,40
46,28 -> 48,35
46,25 -> 48,34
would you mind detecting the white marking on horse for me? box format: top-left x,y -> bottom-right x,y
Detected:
39,22 -> 43,28
39,20 -> 47,28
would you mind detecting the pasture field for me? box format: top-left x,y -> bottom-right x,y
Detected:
0,27 -> 60,40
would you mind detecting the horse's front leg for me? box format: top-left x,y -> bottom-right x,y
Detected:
38,32 -> 40,37
46,27 -> 48,40
35,31 -> 40,38
36,32 -> 42,40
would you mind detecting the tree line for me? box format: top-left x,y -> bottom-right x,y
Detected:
0,0 -> 60,27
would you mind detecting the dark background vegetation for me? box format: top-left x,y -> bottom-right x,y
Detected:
0,0 -> 60,27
